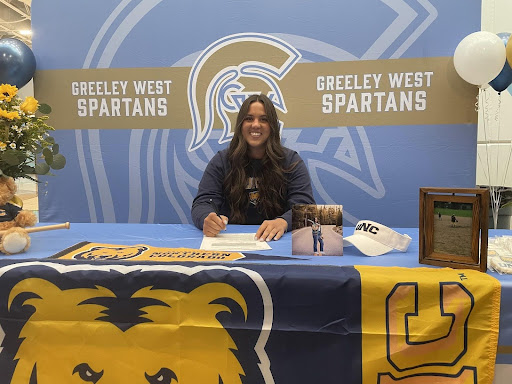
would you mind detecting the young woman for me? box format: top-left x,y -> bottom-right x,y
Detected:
311,217 -> 324,256
191,94 -> 315,241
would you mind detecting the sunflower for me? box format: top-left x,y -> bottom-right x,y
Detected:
0,84 -> 18,102
0,108 -> 20,120
0,83 -> 66,180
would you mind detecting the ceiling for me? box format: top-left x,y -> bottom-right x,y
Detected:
0,0 -> 31,47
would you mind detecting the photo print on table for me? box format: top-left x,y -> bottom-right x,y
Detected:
292,204 -> 343,256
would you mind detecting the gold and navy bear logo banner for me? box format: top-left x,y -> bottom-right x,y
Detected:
0,261 -> 500,383
51,241 -> 246,262
0,262 -> 273,383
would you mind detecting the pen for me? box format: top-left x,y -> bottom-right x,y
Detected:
209,198 -> 227,228
209,198 -> 221,219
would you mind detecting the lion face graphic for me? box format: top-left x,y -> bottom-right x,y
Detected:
8,278 -> 248,383
73,245 -> 149,260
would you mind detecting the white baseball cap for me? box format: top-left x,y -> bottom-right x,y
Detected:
343,220 -> 411,256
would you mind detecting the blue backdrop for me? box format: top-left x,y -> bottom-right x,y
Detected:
31,0 -> 480,226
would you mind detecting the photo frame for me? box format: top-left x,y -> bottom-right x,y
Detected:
291,204 -> 343,256
419,187 -> 489,272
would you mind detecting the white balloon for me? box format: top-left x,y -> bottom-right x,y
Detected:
454,31 -> 506,86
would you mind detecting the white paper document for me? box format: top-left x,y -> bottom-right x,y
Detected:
200,233 -> 272,252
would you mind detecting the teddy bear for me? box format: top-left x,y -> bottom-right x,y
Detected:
0,175 -> 37,255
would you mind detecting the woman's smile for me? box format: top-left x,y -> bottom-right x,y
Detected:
242,101 -> 271,158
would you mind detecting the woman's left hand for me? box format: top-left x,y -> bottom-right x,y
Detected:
255,218 -> 288,241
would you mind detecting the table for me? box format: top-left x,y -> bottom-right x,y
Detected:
0,223 -> 509,383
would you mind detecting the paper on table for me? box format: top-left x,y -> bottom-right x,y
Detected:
200,233 -> 272,252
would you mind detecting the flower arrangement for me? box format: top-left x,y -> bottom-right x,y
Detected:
0,83 -> 65,180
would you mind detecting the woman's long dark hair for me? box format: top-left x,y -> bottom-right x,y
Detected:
224,94 -> 291,224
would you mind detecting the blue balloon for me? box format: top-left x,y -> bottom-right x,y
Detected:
0,38 -> 36,89
489,32 -> 512,93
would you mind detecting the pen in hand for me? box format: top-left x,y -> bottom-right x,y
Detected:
209,198 -> 228,228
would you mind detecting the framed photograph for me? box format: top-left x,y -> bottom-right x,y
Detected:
292,204 -> 343,256
419,188 -> 489,272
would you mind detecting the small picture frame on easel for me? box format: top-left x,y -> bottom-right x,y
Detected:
419,187 -> 489,272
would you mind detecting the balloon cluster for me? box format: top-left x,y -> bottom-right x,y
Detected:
454,31 -> 512,93
0,38 -> 36,89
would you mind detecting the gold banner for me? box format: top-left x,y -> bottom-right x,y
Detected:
34,57 -> 477,130
356,266 -> 500,384
53,242 -> 245,262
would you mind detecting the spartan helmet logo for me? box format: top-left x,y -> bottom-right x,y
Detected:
187,33 -> 301,151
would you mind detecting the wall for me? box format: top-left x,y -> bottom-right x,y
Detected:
480,0 -> 512,228
31,1 -> 480,227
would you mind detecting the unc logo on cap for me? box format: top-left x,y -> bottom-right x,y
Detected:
345,220 -> 411,256
355,222 -> 380,235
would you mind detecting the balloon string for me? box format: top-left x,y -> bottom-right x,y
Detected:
496,93 -> 501,188
476,90 -> 489,184
502,145 -> 512,189
481,90 -> 511,229
501,92 -> 512,188
490,185 -> 502,229
481,88 -> 493,187
478,151 -> 489,187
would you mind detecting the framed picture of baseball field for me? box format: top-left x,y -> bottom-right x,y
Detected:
419,187 -> 489,272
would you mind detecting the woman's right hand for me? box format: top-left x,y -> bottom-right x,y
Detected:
203,212 -> 228,237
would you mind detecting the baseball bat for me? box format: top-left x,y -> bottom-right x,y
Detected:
0,222 -> 70,235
